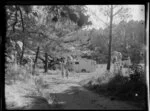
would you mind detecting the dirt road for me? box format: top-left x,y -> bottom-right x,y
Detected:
5,66 -> 141,110
38,72 -> 141,110
47,83 -> 140,110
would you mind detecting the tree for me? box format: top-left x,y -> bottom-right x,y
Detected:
6,5 -> 34,65
111,20 -> 145,62
6,5 -> 48,75
88,5 -> 131,70
32,5 -> 92,73
6,5 -> 92,74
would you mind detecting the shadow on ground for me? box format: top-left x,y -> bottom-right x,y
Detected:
49,86 -> 99,109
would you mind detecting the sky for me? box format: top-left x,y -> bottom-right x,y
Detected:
33,5 -> 145,30
85,5 -> 145,29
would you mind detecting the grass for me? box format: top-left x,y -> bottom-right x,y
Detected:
5,63 -> 108,109
5,63 -> 59,109
5,63 -> 31,84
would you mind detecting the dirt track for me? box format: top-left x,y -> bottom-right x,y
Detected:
35,70 -> 141,110
45,81 -> 140,110
5,65 -> 141,110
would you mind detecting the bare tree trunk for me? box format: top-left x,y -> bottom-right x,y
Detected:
32,46 -> 40,75
44,52 -> 48,73
12,5 -> 18,32
107,5 -> 113,71
19,6 -> 25,65
39,55 -> 53,70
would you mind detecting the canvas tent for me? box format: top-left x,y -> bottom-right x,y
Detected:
72,57 -> 97,73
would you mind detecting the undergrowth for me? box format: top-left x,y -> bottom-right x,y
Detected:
84,64 -> 147,109
5,63 -> 57,109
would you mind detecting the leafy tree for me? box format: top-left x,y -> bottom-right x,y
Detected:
90,5 -> 132,70
111,20 -> 145,62
30,5 -> 92,73
6,5 -> 36,65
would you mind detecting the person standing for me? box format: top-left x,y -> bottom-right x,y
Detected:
60,58 -> 65,78
111,51 -> 123,74
65,56 -> 70,78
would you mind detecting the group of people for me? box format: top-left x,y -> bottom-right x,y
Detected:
60,56 -> 72,78
111,51 -> 131,74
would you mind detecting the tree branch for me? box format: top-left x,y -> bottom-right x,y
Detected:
63,39 -> 77,43
113,7 -> 123,17
38,56 -> 45,62
91,8 -> 109,27
27,30 -> 64,50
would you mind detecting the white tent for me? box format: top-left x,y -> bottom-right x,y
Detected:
72,57 -> 97,73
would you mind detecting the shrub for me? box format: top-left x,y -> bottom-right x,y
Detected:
85,64 -> 146,104
32,76 -> 45,96
5,63 -> 57,109
127,64 -> 146,99
5,63 -> 32,84
106,74 -> 129,95
129,64 -> 145,83
106,64 -> 146,101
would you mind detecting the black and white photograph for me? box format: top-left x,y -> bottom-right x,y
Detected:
4,4 -> 149,110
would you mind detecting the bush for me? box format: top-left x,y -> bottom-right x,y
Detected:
129,64 -> 145,83
5,63 -> 57,109
84,65 -> 147,104
32,76 -> 45,96
5,64 -> 23,83
127,64 -> 146,99
106,74 -> 129,95
5,63 -> 33,85
106,65 -> 146,101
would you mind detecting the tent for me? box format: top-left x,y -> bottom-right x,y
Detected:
72,57 -> 97,73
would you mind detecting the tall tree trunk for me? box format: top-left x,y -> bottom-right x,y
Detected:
12,6 -> 18,32
107,5 -> 113,71
32,46 -> 40,75
19,6 -> 25,65
44,52 -> 48,73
